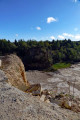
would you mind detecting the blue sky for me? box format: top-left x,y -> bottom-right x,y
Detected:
0,0 -> 80,41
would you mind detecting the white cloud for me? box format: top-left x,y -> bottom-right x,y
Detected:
47,17 -> 57,23
63,33 -> 74,38
63,33 -> 80,40
58,35 -> 65,39
74,28 -> 78,31
36,26 -> 41,30
57,33 -> 80,41
50,36 -> 55,40
15,34 -> 18,37
75,34 -> 80,40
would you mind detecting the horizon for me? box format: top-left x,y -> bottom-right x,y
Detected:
0,0 -> 80,41
0,38 -> 80,42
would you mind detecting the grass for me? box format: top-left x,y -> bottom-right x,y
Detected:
52,63 -> 71,70
44,62 -> 71,72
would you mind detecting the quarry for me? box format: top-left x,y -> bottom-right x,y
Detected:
0,54 -> 80,120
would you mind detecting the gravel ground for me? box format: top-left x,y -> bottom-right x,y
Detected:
26,63 -> 80,97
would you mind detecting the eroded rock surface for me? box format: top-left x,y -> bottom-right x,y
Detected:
2,54 -> 30,91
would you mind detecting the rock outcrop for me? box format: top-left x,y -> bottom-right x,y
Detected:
2,54 -> 30,91
2,54 -> 41,94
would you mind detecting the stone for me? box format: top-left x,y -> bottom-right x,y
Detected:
45,99 -> 50,103
41,89 -> 49,95
40,95 -> 46,101
25,84 -> 41,96
32,90 -> 41,96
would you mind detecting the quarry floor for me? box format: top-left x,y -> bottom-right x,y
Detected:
26,63 -> 80,98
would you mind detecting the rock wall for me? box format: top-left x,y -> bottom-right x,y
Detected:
2,54 -> 30,91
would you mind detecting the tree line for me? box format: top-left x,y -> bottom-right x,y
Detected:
0,39 -> 80,70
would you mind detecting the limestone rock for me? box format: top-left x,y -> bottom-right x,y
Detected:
25,84 -> 41,96
2,54 -> 30,91
45,99 -> 50,103
40,95 -> 46,101
41,89 -> 49,95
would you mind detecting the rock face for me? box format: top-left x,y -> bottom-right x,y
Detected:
2,54 -> 30,91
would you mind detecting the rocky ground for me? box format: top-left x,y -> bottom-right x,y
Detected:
0,69 -> 80,120
26,63 -> 80,98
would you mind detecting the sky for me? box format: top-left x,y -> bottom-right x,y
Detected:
0,0 -> 80,41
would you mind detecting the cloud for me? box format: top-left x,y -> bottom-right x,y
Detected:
74,28 -> 78,31
63,33 -> 74,38
47,17 -> 57,23
15,34 -> 18,37
58,35 -> 65,39
63,33 -> 80,40
75,34 -> 80,40
36,26 -> 41,30
57,33 -> 80,41
50,36 -> 55,40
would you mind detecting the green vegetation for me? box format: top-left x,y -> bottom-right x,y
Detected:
0,39 -> 80,71
52,63 -> 71,70
45,63 -> 71,72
